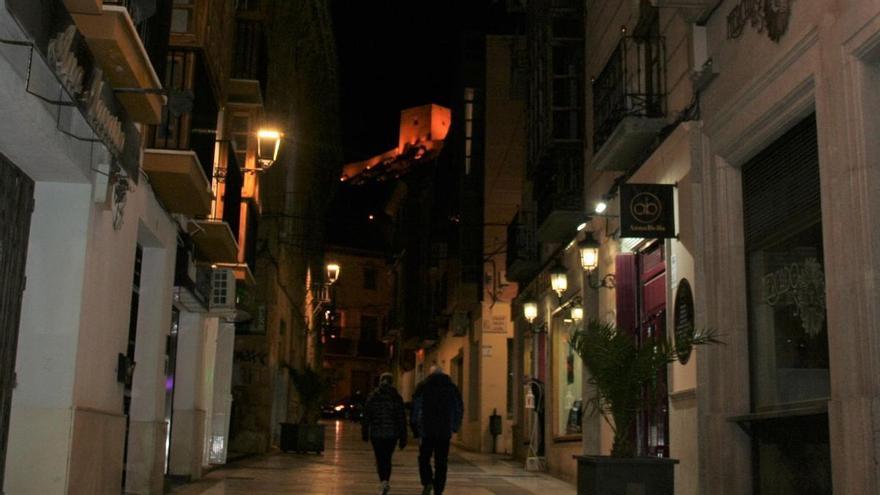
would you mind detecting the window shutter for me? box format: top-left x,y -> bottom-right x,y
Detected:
615,253 -> 638,335
742,115 -> 820,250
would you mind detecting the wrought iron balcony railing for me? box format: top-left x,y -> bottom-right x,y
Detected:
592,35 -> 667,152
324,337 -> 354,357
506,210 -> 539,281
357,340 -> 388,359
103,0 -> 173,78
147,49 -> 220,181
232,19 -> 268,95
534,146 -> 583,230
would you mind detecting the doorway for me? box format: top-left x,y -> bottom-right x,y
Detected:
636,242 -> 668,457
0,153 -> 34,489
163,307 -> 180,474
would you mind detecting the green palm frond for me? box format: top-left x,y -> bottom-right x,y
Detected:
288,365 -> 333,424
569,319 -> 720,457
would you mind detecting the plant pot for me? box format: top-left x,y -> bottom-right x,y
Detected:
575,455 -> 678,495
280,423 -> 325,454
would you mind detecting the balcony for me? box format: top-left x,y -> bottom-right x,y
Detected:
535,147 -> 584,242
142,149 -> 211,216
147,49 -> 219,181
187,220 -> 239,264
357,340 -> 388,360
324,337 -> 354,357
71,2 -> 169,123
174,236 -> 211,312
62,0 -> 102,15
506,210 -> 540,282
230,19 -> 268,102
592,35 -> 667,171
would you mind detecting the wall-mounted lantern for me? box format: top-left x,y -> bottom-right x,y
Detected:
550,262 -> 568,298
326,262 -> 340,285
257,129 -> 283,169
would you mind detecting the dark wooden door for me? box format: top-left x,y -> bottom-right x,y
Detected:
0,153 -> 34,489
637,242 -> 668,457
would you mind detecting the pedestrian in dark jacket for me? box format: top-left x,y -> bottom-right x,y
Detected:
410,365 -> 463,495
362,372 -> 408,495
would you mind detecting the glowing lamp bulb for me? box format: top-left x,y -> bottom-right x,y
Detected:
523,301 -> 538,323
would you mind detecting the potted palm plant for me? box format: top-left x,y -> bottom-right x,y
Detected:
569,319 -> 719,495
280,366 -> 331,454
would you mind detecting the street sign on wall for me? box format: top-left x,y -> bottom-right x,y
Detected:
620,183 -> 676,238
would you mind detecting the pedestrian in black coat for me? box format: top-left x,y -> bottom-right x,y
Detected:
410,365 -> 463,495
362,372 -> 407,495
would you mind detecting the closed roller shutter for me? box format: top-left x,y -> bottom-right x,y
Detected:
742,114 -> 820,250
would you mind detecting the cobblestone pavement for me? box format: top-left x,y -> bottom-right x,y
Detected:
172,420 -> 576,495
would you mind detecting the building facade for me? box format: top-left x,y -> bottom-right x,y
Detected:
320,246 -> 392,404
0,0 -> 268,492
508,0 -> 880,493
229,0 -> 342,454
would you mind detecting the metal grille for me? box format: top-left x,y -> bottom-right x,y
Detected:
743,115 -> 819,250
534,146 -> 584,227
592,35 -> 667,151
232,19 -> 268,95
0,153 -> 34,489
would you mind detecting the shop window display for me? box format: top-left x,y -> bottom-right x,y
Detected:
742,114 -> 830,494
554,316 -> 583,436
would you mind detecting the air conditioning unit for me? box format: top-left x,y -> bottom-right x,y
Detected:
210,268 -> 236,311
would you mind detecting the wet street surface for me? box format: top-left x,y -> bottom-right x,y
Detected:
172,420 -> 576,494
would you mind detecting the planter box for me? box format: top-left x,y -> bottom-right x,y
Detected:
280,423 -> 325,454
575,455 -> 678,495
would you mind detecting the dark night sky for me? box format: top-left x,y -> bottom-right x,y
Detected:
327,1 -> 516,250
330,0 -> 500,163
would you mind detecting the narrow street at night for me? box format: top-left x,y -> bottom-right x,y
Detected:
172,421 -> 575,495
4,0 -> 880,493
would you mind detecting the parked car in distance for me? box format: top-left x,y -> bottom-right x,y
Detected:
320,396 -> 364,421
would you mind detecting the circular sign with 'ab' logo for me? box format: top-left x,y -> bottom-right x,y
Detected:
630,191 -> 663,224
674,279 -> 695,365
619,183 -> 675,239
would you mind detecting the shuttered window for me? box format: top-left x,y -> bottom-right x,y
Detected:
742,113 -> 832,494
743,115 -> 821,251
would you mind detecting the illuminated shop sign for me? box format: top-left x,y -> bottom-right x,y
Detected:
620,183 -> 676,239
6,0 -> 141,183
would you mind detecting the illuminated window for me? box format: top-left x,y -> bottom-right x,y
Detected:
554,315 -> 583,436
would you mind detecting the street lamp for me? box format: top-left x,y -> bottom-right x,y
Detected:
570,302 -> 584,322
257,129 -> 283,169
523,301 -> 538,323
578,235 -> 600,272
326,262 -> 340,285
549,262 -> 568,298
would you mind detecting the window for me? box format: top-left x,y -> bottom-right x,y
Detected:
743,114 -> 831,494
171,0 -> 195,34
363,266 -> 377,290
554,315 -> 583,436
230,112 -> 251,168
360,315 -> 378,342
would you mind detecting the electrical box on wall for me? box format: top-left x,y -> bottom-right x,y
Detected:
690,25 -> 719,91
